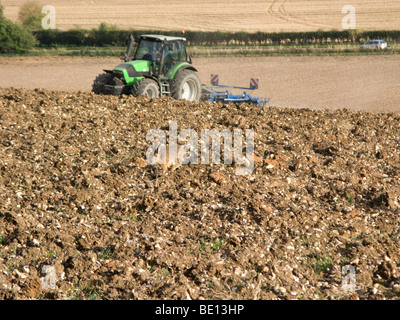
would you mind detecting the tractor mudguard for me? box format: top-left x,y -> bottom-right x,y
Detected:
169,63 -> 198,80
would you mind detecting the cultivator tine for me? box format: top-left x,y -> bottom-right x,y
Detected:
206,75 -> 269,107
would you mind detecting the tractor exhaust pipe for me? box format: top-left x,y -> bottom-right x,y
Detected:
124,34 -> 135,62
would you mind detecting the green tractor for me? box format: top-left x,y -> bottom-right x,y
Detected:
92,34 -> 201,101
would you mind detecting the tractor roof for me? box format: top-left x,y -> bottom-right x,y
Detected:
139,34 -> 186,42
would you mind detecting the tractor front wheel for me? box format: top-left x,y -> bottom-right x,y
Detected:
92,73 -> 113,94
133,79 -> 160,99
171,70 -> 201,102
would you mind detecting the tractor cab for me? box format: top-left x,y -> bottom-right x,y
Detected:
132,35 -> 189,78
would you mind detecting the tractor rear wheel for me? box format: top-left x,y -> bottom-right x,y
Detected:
133,78 -> 160,99
171,70 -> 201,102
92,73 -> 113,94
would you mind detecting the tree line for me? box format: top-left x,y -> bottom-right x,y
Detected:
33,28 -> 400,47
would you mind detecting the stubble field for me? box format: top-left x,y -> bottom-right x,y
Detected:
2,0 -> 400,32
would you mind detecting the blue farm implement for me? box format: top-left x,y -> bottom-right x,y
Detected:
202,75 -> 270,107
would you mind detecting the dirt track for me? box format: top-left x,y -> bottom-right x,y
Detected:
0,55 -> 399,112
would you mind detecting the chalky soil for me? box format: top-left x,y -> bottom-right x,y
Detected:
0,88 -> 399,300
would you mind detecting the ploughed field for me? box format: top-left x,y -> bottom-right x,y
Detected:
1,87 -> 400,300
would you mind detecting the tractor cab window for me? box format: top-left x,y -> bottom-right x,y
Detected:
134,39 -> 162,61
162,41 -> 187,75
176,41 -> 187,62
163,41 -> 186,61
134,38 -> 187,64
